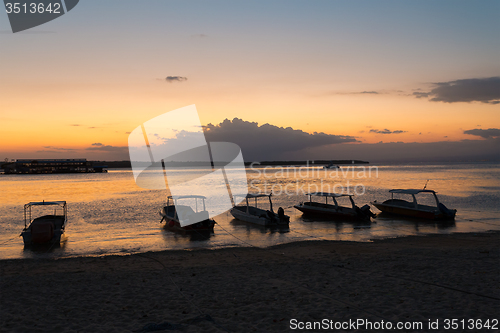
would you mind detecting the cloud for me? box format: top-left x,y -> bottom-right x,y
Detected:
203,118 -> 357,161
69,124 -> 101,129
369,129 -> 407,134
41,146 -> 76,151
36,146 -> 76,153
464,128 -> 500,139
165,76 -> 188,82
87,143 -> 128,153
331,90 -> 381,95
412,92 -> 430,98
415,77 -> 500,104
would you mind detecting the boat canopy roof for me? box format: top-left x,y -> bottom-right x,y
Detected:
168,195 -> 207,200
234,193 -> 271,199
25,201 -> 66,206
389,189 -> 436,195
307,192 -> 353,197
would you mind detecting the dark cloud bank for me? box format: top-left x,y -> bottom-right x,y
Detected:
299,139 -> 500,163
414,77 -> 500,104
32,122 -> 499,163
464,128 -> 500,139
203,118 -> 357,161
203,119 -> 500,163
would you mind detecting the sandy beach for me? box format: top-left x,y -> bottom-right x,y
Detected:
1,232 -> 499,332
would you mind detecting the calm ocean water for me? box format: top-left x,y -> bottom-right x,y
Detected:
1,162 -> 499,260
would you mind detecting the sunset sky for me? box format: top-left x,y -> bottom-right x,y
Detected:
1,1 -> 499,162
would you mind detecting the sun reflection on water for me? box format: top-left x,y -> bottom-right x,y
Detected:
0,163 -> 499,260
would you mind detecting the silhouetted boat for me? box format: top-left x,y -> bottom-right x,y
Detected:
230,193 -> 289,226
21,201 -> 67,246
160,195 -> 215,232
371,189 -> 456,220
294,192 -> 374,221
323,161 -> 339,169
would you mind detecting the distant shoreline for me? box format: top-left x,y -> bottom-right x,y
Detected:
3,160 -> 499,173
1,230 -> 498,262
86,159 -> 370,169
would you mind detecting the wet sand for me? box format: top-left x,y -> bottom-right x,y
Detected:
1,232 -> 499,332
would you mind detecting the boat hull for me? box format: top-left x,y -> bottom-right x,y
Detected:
372,202 -> 456,220
294,204 -> 360,220
21,215 -> 66,246
230,207 -> 289,226
160,203 -> 215,233
21,229 -> 64,246
230,207 -> 271,226
161,216 -> 215,233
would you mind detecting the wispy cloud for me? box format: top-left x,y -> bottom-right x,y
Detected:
412,92 -> 430,98
464,128 -> 500,139
165,76 -> 188,82
42,146 -> 76,151
37,146 -> 76,153
87,143 -> 128,153
414,77 -> 500,104
330,90 -> 381,95
369,129 -> 407,134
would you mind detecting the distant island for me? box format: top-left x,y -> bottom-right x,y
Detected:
248,160 -> 368,166
88,160 -> 369,168
1,159 -> 369,173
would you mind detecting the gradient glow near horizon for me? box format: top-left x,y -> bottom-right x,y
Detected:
0,1 -> 499,161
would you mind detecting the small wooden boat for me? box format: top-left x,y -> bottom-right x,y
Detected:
294,192 -> 374,221
371,189 -> 456,220
323,161 -> 339,169
21,201 -> 67,246
160,195 -> 215,232
230,193 -> 289,226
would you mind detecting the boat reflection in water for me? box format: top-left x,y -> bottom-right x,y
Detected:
230,218 -> 290,234
376,212 -> 456,231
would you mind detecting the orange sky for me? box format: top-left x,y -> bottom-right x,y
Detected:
1,1 -> 499,160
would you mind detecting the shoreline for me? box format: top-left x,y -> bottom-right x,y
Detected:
1,231 -> 498,332
1,229 -> 499,262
